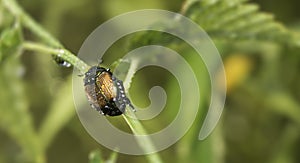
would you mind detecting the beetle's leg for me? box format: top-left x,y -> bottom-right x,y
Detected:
99,110 -> 105,115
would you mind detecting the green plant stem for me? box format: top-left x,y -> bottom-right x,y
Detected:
180,0 -> 196,14
123,59 -> 138,89
3,0 -> 60,47
3,0 -> 89,73
23,41 -> 89,73
107,151 -> 118,163
23,41 -> 163,162
122,59 -> 163,163
122,112 -> 163,163
38,76 -> 76,150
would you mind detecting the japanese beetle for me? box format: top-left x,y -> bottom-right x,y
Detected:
84,66 -> 135,116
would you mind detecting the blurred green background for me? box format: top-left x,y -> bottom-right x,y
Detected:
1,0 -> 300,163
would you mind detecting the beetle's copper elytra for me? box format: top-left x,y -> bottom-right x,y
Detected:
84,66 -> 135,116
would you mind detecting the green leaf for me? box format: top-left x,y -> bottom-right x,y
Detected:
0,22 -> 23,63
106,151 -> 118,163
0,2 -> 15,30
89,150 -> 118,163
127,0 -> 299,50
89,150 -> 104,163
184,0 -> 298,46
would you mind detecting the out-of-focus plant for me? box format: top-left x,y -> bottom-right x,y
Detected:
1,0 -> 300,162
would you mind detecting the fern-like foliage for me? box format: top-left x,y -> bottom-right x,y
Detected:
184,0 -> 300,46
127,0 -> 300,51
